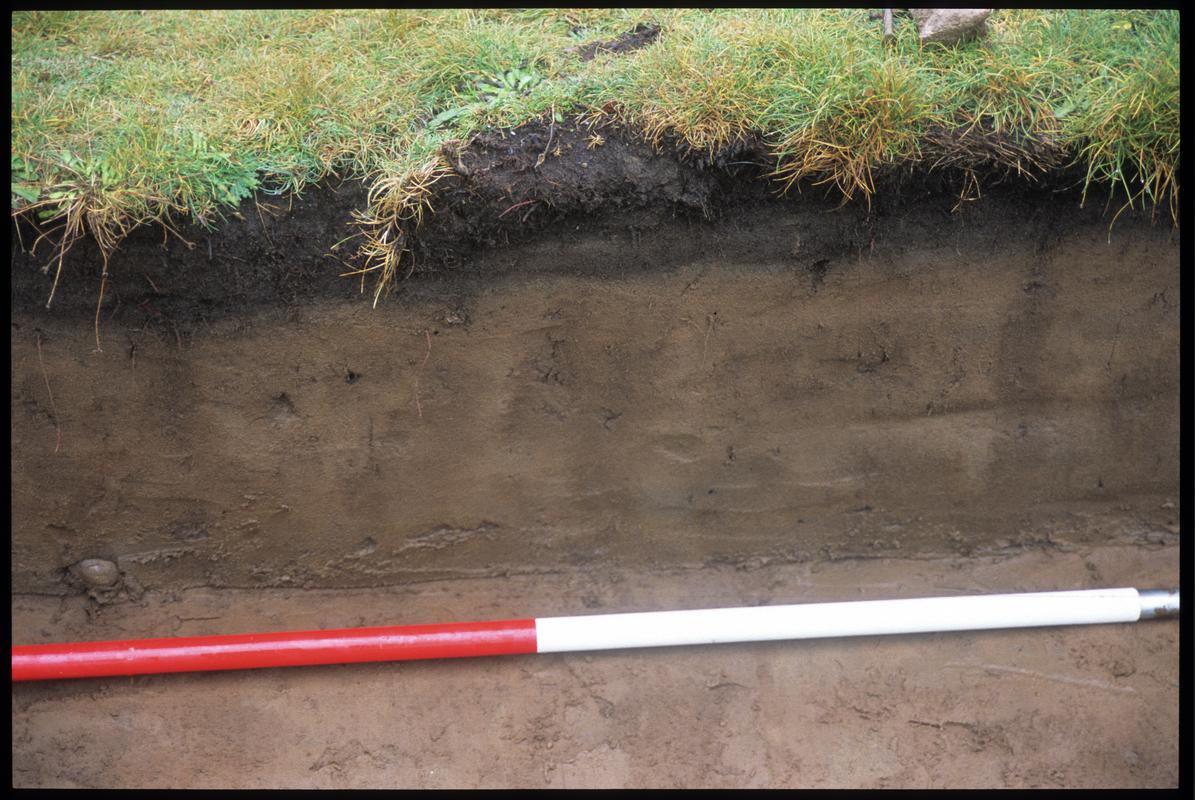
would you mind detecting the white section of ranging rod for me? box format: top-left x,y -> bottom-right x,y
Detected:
534,588 -> 1172,654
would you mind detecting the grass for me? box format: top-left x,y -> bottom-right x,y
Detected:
11,9 -> 1181,305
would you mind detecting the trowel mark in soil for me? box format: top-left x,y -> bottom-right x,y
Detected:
573,23 -> 661,62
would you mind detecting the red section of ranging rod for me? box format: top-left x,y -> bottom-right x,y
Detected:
11,618 -> 538,682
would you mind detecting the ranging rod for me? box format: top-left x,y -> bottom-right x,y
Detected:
11,587 -> 1179,682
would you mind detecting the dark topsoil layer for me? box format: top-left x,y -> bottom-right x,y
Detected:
10,116 -> 1131,327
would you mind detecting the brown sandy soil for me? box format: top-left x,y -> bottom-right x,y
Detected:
9,204 -> 1180,594
11,544 -> 1179,788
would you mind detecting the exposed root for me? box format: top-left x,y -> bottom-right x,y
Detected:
498,199 -> 539,219
922,123 -> 1065,182
951,169 -> 982,214
34,332 -> 62,454
94,250 -> 111,352
413,328 -> 431,419
13,174 -> 180,317
348,164 -> 448,307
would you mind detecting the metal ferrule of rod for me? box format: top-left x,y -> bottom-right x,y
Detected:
1138,589 -> 1181,619
11,587 -> 1179,682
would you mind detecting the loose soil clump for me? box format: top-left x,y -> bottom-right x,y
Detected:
572,23 -> 662,62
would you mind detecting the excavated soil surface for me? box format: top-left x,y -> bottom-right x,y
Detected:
10,193 -> 1181,594
9,124 -> 1182,787
12,546 -> 1180,788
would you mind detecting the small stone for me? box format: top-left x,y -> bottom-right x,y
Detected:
1109,659 -> 1136,678
910,9 -> 992,45
73,558 -> 120,588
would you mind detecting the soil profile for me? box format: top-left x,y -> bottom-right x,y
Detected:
10,122 -> 1181,788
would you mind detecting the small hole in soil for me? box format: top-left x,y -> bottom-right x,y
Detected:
345,370 -> 360,384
